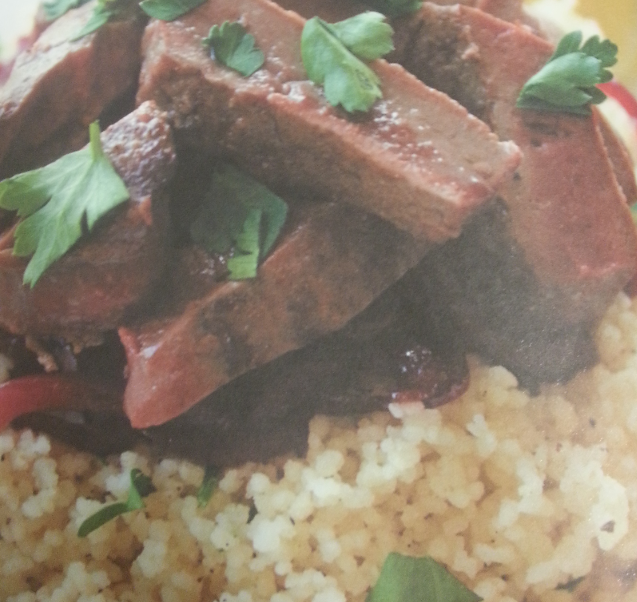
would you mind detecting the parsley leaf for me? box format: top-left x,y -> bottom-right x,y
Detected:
360,0 -> 422,17
556,576 -> 586,593
517,31 -> 618,115
366,553 -> 482,602
71,0 -> 133,41
0,122 -> 129,287
301,12 -> 393,112
329,12 -> 394,60
78,469 -> 155,537
139,0 -> 207,21
190,163 -> 288,280
42,0 -> 92,21
202,21 -> 265,77
197,465 -> 220,508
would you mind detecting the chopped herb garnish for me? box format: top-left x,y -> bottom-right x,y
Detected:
361,0 -> 422,17
42,0 -> 92,21
72,0 -> 205,40
366,553 -> 482,602
517,31 -> 618,115
202,21 -> 265,77
556,576 -> 585,593
0,122 -> 129,287
139,0 -> 207,21
71,0 -> 133,41
301,12 -> 393,113
196,465 -> 220,508
78,469 -> 155,537
190,163 -> 288,280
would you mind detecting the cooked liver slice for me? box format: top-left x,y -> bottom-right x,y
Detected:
0,1 -> 145,177
391,3 -> 637,384
0,101 -> 175,343
273,0 -> 534,27
137,0 -> 520,242
119,201 -> 429,427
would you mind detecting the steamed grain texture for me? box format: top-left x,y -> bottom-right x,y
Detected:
4,293 -> 637,601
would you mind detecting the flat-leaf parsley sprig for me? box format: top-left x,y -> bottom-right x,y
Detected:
366,553 -> 482,602
301,12 -> 394,113
0,122 -> 129,287
202,21 -> 265,77
190,163 -> 288,280
71,0 -> 207,40
517,31 -> 618,115
360,0 -> 422,18
78,469 -> 156,537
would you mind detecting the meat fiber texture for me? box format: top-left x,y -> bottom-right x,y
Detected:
136,0 -> 520,243
386,2 -> 637,386
0,1 -> 146,178
0,101 -> 176,343
120,202 -> 430,428
121,0 -> 523,428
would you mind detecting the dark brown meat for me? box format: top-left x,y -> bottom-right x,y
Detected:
388,3 -> 637,385
0,1 -> 145,177
273,0 -> 535,28
16,284 -> 468,466
0,101 -> 175,343
136,0 -> 520,242
119,201 -> 429,428
141,285 -> 469,466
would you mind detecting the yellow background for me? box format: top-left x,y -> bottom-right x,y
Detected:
578,0 -> 637,93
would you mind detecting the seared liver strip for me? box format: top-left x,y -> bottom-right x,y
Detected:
0,101 -> 175,343
391,3 -> 637,384
0,1 -> 145,177
136,0 -> 520,242
119,201 -> 429,427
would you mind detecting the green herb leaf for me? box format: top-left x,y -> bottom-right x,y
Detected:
71,0 -> 132,41
328,12 -> 394,61
517,31 -> 618,115
42,0 -> 92,21
360,0 -> 422,17
139,0 -> 207,21
190,163 -> 288,280
366,553 -> 482,602
202,21 -> 265,77
556,576 -> 586,593
197,465 -> 220,508
0,122 -> 129,286
302,13 -> 393,112
78,469 -> 155,537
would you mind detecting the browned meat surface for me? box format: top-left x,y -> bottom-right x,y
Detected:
136,0 -> 520,242
0,101 -> 175,343
386,3 -> 637,385
0,1 -> 145,177
119,201 -> 429,428
16,284 -> 468,466
274,0 -> 534,28
598,118 -> 637,205
141,285 -> 469,466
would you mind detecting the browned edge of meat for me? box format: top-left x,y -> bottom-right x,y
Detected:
140,282 -> 469,466
597,116 -> 637,204
274,0 -> 536,29
136,0 -> 520,243
0,101 -> 176,344
0,0 -> 146,178
379,2 -> 637,385
119,201 -> 430,428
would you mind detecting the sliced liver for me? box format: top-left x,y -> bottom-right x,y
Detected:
137,0 -> 520,242
0,101 -> 175,343
119,201 -> 429,427
391,3 -> 637,384
0,0 -> 146,177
